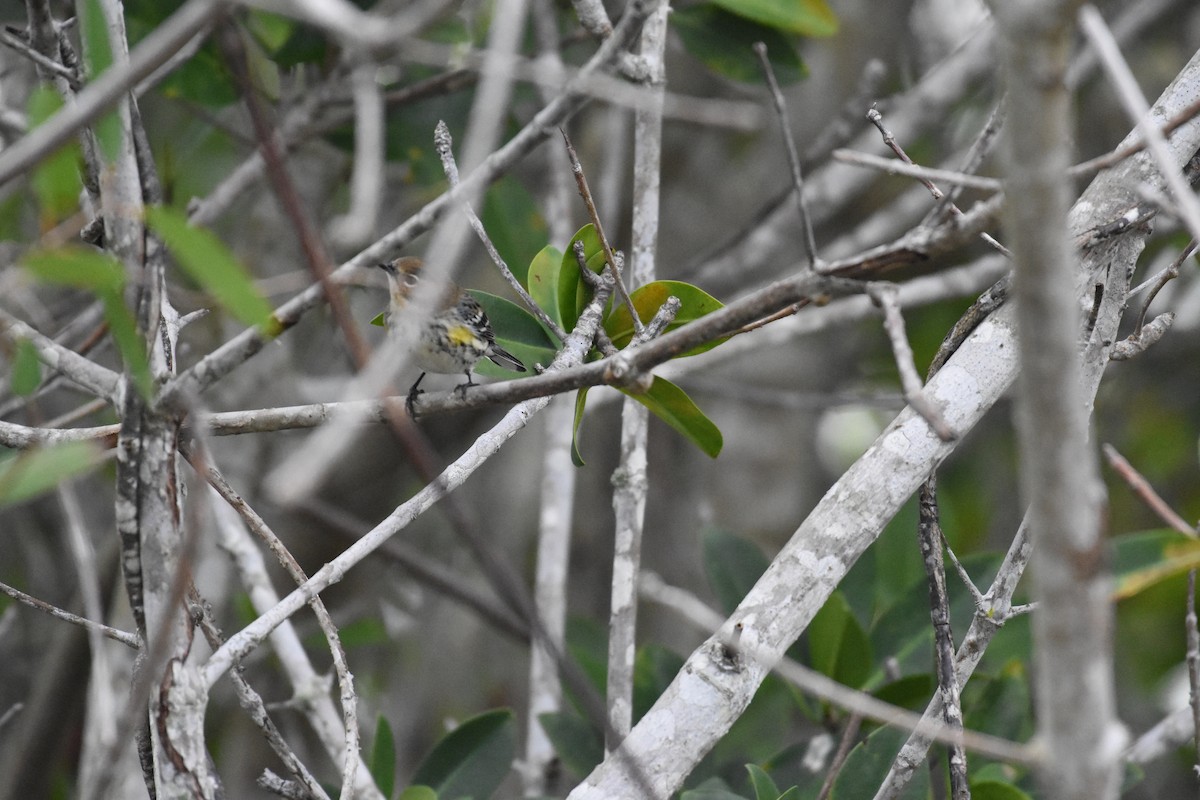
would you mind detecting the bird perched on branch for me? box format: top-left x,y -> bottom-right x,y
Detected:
378,257 -> 526,414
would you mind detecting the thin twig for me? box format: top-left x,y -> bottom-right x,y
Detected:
1078,6 -> 1200,244
638,572 -> 1037,766
560,128 -> 641,334
0,579 -> 139,648
1131,239 -> 1196,337
1101,443 -> 1196,536
864,105 -> 1011,260
754,41 -> 820,270
815,715 -> 863,800
433,121 -> 568,342
867,283 -> 954,441
833,149 -> 1002,192
1187,570 -> 1200,778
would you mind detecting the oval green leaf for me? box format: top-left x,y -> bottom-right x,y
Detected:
622,376 -> 722,458
708,0 -> 838,36
11,339 -> 42,396
808,590 -> 872,689
23,248 -> 152,397
370,716 -> 396,799
571,387 -> 590,467
674,6 -> 807,86
0,441 -> 107,507
703,529 -> 770,614
527,245 -> 564,333
558,224 -> 606,331
746,764 -> 780,800
604,280 -> 725,355
28,88 -> 82,225
146,206 -> 274,330
410,708 -> 515,800
466,290 -> 557,377
537,711 -> 603,779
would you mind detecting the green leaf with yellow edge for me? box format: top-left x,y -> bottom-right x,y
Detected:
1112,529 -> 1200,600
146,206 -> 274,329
622,376 -> 722,458
466,290 -> 557,378
23,248 -> 153,397
528,245 -> 564,333
674,6 -> 807,85
708,0 -> 838,36
605,280 -> 725,355
28,88 -> 82,226
11,339 -> 42,396
558,224 -> 606,331
0,441 -> 107,507
571,387 -> 590,467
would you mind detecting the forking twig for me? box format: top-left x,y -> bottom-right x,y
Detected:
434,121 -> 569,343
865,104 -> 1012,260
560,128 -> 642,334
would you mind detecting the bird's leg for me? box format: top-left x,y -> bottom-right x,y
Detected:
453,371 -> 477,400
406,372 -> 427,417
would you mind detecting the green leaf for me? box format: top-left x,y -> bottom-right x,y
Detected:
708,0 -> 838,36
80,0 -> 122,162
398,788 -> 438,800
145,206 -> 274,330
633,645 -> 684,721
246,10 -> 296,52
27,88 -> 82,225
571,388 -> 590,467
623,376 -> 723,458
1112,529 -> 1200,600
558,224 -> 606,331
808,591 -> 872,689
604,280 -> 725,354
680,777 -> 748,800
527,245 -> 564,333
829,727 -> 927,800
0,441 -> 107,507
11,339 -> 42,396
23,248 -> 152,397
102,293 -> 154,399
410,709 -> 515,800
465,291 -> 557,377
673,6 -> 808,85
23,247 -> 125,295
537,712 -> 603,778
872,674 -> 934,712
703,530 -> 770,614
745,764 -> 779,800
371,716 -> 397,799
371,312 -> 387,327
969,780 -> 1033,800
482,178 -> 546,285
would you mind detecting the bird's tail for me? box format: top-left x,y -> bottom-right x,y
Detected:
488,345 -> 527,372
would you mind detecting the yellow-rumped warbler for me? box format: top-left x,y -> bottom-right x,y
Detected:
378,257 -> 526,409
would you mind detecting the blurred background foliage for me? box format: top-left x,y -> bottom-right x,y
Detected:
2,0 -> 1200,797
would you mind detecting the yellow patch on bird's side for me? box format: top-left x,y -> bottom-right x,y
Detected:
446,324 -> 483,348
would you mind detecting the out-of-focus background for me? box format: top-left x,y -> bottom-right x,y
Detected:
2,0 -> 1200,797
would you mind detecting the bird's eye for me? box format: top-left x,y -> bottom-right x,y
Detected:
403,273 -> 419,288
